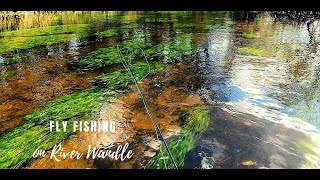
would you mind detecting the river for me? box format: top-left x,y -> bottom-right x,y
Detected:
0,11 -> 319,169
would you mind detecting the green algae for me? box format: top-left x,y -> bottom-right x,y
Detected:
95,28 -> 119,38
142,17 -> 178,23
0,55 -> 24,66
95,62 -> 164,90
145,34 -> 196,62
74,47 -> 124,69
0,89 -> 104,169
0,24 -> 90,54
238,47 -> 266,57
202,21 -> 233,31
289,44 -> 304,51
296,137 -> 320,168
0,70 -> 18,80
74,33 -> 194,70
74,39 -> 152,69
122,23 -> 139,29
0,61 -> 163,169
243,33 -> 260,39
148,105 -> 211,169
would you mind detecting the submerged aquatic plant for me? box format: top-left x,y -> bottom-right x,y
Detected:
202,23 -> 233,31
0,70 -> 18,80
148,105 -> 211,169
96,62 -> 163,90
0,89 -> 104,168
243,33 -> 260,39
0,61 -> 163,169
238,47 -> 266,57
74,39 -> 152,69
144,33 -> 196,62
95,28 -> 119,38
142,17 -> 178,23
74,33 -> 195,69
74,47 -> 124,69
0,24 -> 90,54
0,55 -> 24,66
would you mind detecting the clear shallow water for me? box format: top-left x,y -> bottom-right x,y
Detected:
191,13 -> 320,168
0,11 -> 319,169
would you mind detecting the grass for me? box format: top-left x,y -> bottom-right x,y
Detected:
148,105 -> 211,169
0,24 -> 90,55
243,33 -> 260,39
238,47 -> 266,57
0,61 -> 163,169
0,70 -> 18,80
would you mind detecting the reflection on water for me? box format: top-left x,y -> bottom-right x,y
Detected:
194,12 -> 320,168
0,11 -> 320,169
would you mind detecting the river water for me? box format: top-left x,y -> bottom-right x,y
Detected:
0,11 -> 319,169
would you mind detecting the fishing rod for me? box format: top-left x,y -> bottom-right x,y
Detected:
116,44 -> 178,169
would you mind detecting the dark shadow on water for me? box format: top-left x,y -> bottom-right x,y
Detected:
184,107 -> 314,169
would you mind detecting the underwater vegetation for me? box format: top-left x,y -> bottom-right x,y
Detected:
0,24 -> 90,64
144,34 -> 196,62
0,70 -> 18,80
202,23 -> 233,31
0,54 -> 24,66
95,28 -> 119,38
0,29 -> 198,168
243,33 -> 260,39
148,105 -> 211,169
0,89 -> 103,168
74,33 -> 195,69
96,62 -> 163,90
0,61 -> 163,169
141,17 -> 178,23
73,39 -> 152,69
238,47 -> 266,57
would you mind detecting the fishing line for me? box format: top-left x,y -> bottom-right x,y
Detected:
116,44 -> 178,169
